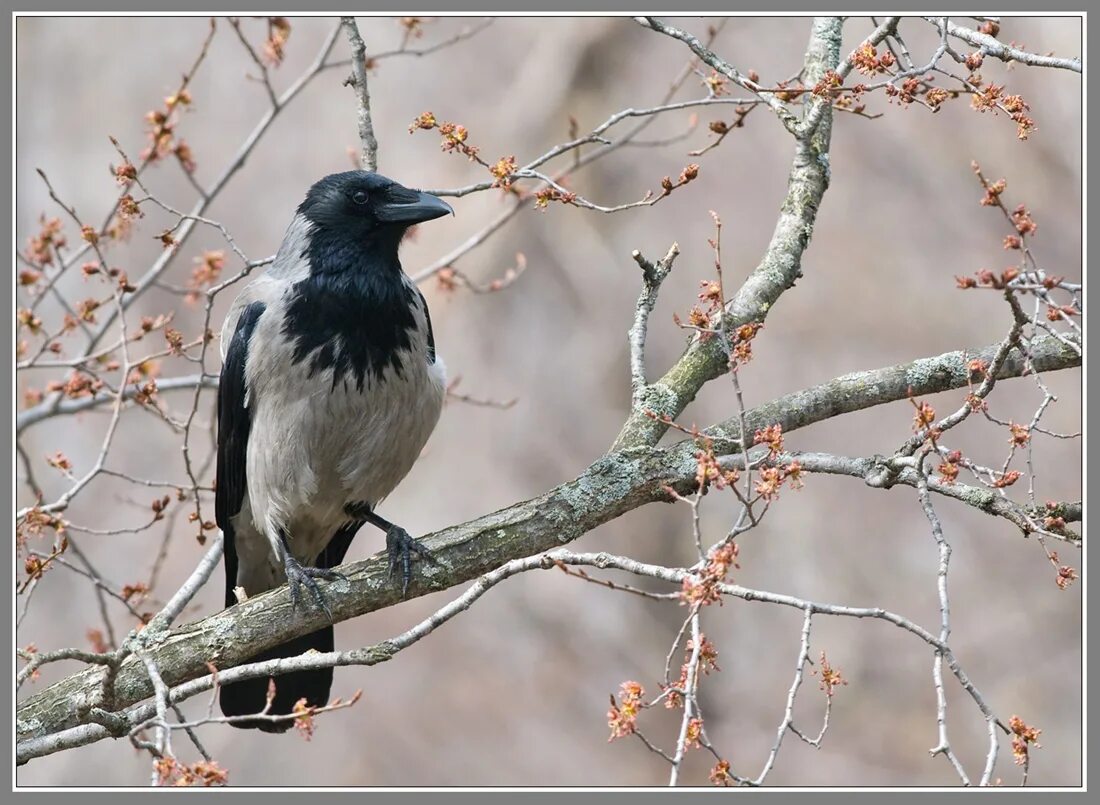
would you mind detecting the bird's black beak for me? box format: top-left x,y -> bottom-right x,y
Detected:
377,190 -> 454,224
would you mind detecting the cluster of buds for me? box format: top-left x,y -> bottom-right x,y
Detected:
1006,421 -> 1031,447
773,79 -> 805,102
23,535 -> 68,584
117,194 -> 144,224
434,266 -> 460,293
911,399 -> 940,445
139,81 -> 199,171
811,69 -> 843,97
114,157 -> 137,185
1047,303 -> 1079,322
730,321 -> 762,367
938,449 -> 962,484
532,186 -> 577,211
955,267 -> 1022,290
1037,539 -> 1079,590
164,327 -> 186,355
753,465 -> 798,501
694,444 -> 740,492
1008,715 -> 1041,766
174,140 -> 196,173
883,76 -> 923,107
685,717 -> 704,749
408,112 -> 488,165
607,680 -> 645,741
1002,94 -> 1036,140
970,80 -> 1036,139
399,17 -> 424,39
16,507 -> 67,549
138,313 -> 172,336
187,510 -> 218,534
702,70 -> 728,96
849,42 -> 896,75
967,358 -> 989,381
924,86 -> 952,109
753,424 -> 785,457
815,651 -> 848,696
47,370 -> 105,400
263,17 -> 292,66
833,89 -> 868,115
76,297 -> 101,323
186,250 -> 225,302
679,278 -> 723,342
45,451 -> 72,474
992,470 -> 1021,488
143,109 -> 175,161
292,697 -> 317,740
658,163 -> 700,199
1011,204 -> 1038,236
680,541 -> 740,606
439,122 -> 475,158
970,79 -> 1004,112
706,104 -> 753,136
1055,564 -> 1079,590
86,628 -> 109,654
17,308 -> 42,334
19,267 -> 42,288
131,378 -> 159,407
25,216 -> 66,267
979,175 -> 1007,206
150,493 -> 173,522
750,424 -> 805,498
663,634 -> 720,709
709,759 -> 734,786
488,155 -> 518,188
154,757 -> 230,787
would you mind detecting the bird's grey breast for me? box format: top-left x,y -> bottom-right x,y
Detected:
241,270 -> 445,547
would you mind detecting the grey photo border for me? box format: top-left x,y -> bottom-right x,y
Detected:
4,1 -> 1088,801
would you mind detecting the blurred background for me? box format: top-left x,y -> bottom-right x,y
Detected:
15,15 -> 1082,787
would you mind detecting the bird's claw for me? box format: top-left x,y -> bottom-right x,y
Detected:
284,555 -> 346,618
385,526 -> 435,597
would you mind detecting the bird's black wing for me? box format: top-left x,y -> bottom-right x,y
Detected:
216,302 -> 266,608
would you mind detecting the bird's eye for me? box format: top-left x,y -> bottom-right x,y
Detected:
352,190 -> 369,205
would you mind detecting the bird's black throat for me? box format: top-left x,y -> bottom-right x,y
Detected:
282,225 -> 418,391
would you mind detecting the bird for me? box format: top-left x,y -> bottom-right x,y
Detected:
214,170 -> 453,731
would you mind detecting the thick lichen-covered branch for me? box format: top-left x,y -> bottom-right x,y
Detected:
612,17 -> 843,451
16,332 -> 1078,753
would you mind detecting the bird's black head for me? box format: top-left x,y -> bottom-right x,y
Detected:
282,172 -> 450,388
297,171 -> 452,253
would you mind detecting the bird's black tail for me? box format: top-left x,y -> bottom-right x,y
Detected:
219,522 -> 359,732
218,627 -> 335,733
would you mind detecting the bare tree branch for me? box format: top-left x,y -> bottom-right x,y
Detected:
341,17 -> 379,172
926,17 -> 1082,72
629,243 -> 679,410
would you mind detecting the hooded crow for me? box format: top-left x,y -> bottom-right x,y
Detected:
215,171 -> 452,730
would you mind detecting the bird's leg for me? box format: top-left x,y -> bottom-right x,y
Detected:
279,530 -> 345,618
345,503 -> 436,597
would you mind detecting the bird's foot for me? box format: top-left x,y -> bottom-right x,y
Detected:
283,554 -> 346,618
385,526 -> 436,597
